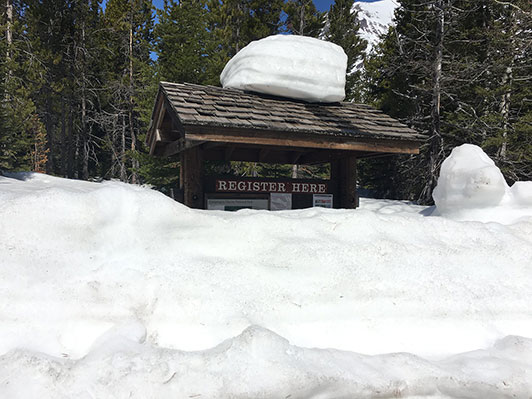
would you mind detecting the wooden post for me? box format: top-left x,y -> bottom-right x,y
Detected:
331,156 -> 358,209
180,146 -> 204,208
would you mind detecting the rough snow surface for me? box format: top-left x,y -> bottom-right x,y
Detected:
220,35 -> 347,103
354,0 -> 399,54
1,171 -> 532,397
2,326 -> 531,398
433,144 -> 532,223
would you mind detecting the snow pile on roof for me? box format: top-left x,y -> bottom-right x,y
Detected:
220,35 -> 347,103
1,171 -> 531,397
433,144 -> 532,223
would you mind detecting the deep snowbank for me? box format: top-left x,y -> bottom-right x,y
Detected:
1,172 -> 531,397
433,144 -> 532,223
220,35 -> 347,102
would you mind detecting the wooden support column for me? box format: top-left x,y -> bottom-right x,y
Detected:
180,146 -> 204,209
331,156 -> 358,209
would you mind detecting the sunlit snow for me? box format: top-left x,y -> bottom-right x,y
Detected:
220,35 -> 347,102
0,145 -> 531,397
433,144 -> 532,223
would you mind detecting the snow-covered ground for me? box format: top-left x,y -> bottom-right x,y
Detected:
1,146 -> 531,397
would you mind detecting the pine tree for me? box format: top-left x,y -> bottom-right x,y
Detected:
100,0 -> 155,183
363,0 -> 532,201
283,0 -> 325,37
206,0 -> 283,61
156,0 -> 216,85
200,0 -> 288,180
325,0 -> 366,101
0,0 -> 44,172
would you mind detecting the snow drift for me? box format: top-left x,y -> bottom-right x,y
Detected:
220,35 -> 348,103
0,170 -> 531,397
2,325 -> 531,398
433,144 -> 532,223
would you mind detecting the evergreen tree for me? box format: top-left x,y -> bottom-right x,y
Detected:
100,0 -> 155,183
325,0 -> 366,101
206,0 -> 283,62
155,0 -> 217,85
283,0 -> 325,37
0,0 -> 44,172
363,0 -> 532,201
20,0 -> 106,178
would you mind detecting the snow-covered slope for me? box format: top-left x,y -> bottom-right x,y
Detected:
354,0 -> 399,54
0,168 -> 531,397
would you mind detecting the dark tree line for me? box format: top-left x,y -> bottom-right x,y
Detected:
1,0 -> 530,204
362,0 -> 531,202
1,0 -> 364,187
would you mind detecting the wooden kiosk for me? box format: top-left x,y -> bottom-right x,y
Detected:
146,82 -> 425,210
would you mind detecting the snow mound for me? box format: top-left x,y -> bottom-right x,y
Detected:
1,172 -> 532,397
511,181 -> 532,206
1,326 -> 531,398
220,35 -> 347,103
433,144 -> 532,223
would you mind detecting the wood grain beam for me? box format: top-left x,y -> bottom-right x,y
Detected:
259,148 -> 270,162
290,151 -> 303,164
224,146 -> 235,161
184,126 -> 420,155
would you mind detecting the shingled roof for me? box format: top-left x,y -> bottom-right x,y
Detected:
147,82 -> 425,158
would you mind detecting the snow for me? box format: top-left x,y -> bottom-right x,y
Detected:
354,0 -> 399,54
433,144 -> 532,224
1,167 -> 532,397
220,35 -> 347,103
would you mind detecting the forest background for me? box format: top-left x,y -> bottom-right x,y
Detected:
1,0 -> 530,203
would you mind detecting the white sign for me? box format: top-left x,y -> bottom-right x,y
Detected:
270,193 -> 292,211
313,194 -> 333,208
207,198 -> 268,211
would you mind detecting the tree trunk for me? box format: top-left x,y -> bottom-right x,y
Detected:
299,2 -> 305,35
498,64 -> 512,161
44,87 -> 54,174
61,99 -> 67,176
291,164 -> 299,178
128,16 -> 138,184
121,113 -> 127,182
67,103 -> 75,178
498,11 -> 517,162
81,87 -> 89,179
110,114 -> 118,178
81,21 -> 89,180
4,0 -> 12,99
421,0 -> 445,204
5,0 -> 12,59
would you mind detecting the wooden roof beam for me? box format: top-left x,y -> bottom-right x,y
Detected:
259,148 -> 270,162
290,151 -> 303,164
184,127 -> 421,155
225,146 -> 235,161
202,142 -> 223,150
